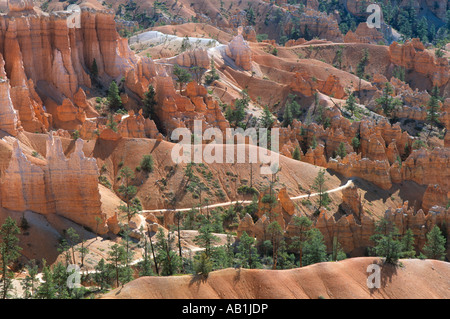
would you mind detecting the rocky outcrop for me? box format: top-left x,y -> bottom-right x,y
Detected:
389,39 -> 450,87
344,22 -> 384,44
328,153 -> 392,190
1,140 -> 47,214
118,110 -> 146,138
173,49 -> 210,69
402,148 -> 450,191
422,184 -> 449,212
0,4 -> 159,132
225,33 -> 252,71
0,55 -> 19,136
0,135 -> 109,234
291,8 -> 343,42
303,144 -> 328,168
316,200 -> 449,255
340,184 -> 362,217
154,78 -> 229,135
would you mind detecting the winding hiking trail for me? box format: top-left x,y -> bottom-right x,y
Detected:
140,179 -> 355,214
12,179 -> 355,295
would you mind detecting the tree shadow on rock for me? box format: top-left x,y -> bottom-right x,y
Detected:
368,258 -> 399,297
188,273 -> 209,291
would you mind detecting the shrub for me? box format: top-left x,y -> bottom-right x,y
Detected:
237,185 -> 259,196
140,154 -> 154,173
72,130 -> 80,140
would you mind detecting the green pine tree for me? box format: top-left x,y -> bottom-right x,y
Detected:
371,218 -> 403,264
401,228 -> 416,258
312,169 -> 331,210
302,228 -> 327,266
107,80 -> 122,112
289,216 -> 313,267
292,146 -> 301,161
375,82 -> 402,118
423,225 -> 446,260
336,142 -> 347,159
94,258 -> 111,292
235,231 -> 259,269
345,91 -> 357,116
36,260 -> 57,299
194,252 -> 213,277
0,217 -> 22,299
142,84 -> 157,119
260,105 -> 274,129
173,64 -> 192,92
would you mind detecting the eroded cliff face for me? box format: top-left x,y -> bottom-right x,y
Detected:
0,54 -> 19,136
237,185 -> 449,257
0,3 -> 230,139
389,39 -> 450,88
0,135 -> 108,234
344,22 -> 384,44
0,3 -> 156,133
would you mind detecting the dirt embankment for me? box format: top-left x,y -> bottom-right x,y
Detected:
103,257 -> 450,299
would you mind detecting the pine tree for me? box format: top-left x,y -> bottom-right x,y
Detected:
235,231 -> 259,269
416,17 -> 429,43
52,262 -> 70,298
373,234 -> 403,264
107,244 -> 128,287
312,169 -> 331,210
155,229 -> 182,276
352,136 -> 360,152
138,233 -> 154,277
371,218 -> 402,264
21,260 -> 38,299
260,105 -> 274,129
94,258 -> 111,291
292,146 -> 301,161
194,252 -> 213,277
311,135 -> 317,150
345,91 -> 357,116
282,102 -> 293,127
194,223 -> 219,258
287,94 -> 302,119
36,260 -> 56,299
118,166 -> 138,223
204,59 -> 220,85
401,228 -> 416,258
336,142 -> 347,159
267,221 -> 284,270
246,6 -> 256,25
66,227 -> 79,267
290,216 -> 313,267
173,64 -> 192,92
303,228 -> 327,266
107,80 -> 122,112
375,82 -> 402,118
356,49 -> 369,93
423,225 -> 446,260
0,217 -> 22,299
142,84 -> 157,119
